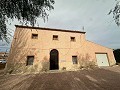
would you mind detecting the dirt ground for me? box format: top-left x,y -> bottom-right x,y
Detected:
0,66 -> 120,90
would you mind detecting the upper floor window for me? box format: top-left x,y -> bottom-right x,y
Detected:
32,34 -> 38,39
53,35 -> 58,40
71,37 -> 75,42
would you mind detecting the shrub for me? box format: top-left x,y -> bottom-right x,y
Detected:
78,54 -> 96,69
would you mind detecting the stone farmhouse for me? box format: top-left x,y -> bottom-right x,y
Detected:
7,25 -> 116,73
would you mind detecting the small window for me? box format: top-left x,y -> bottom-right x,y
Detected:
71,37 -> 75,41
26,56 -> 34,65
32,34 -> 38,39
53,35 -> 58,40
72,56 -> 78,64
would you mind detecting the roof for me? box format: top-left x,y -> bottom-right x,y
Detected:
15,25 -> 86,34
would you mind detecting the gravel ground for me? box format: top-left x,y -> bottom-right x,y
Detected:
0,66 -> 120,90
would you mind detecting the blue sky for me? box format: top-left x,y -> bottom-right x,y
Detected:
0,0 -> 120,52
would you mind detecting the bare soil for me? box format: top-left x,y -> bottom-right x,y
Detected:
0,66 -> 120,90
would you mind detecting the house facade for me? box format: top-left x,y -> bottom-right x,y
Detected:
7,25 -> 116,73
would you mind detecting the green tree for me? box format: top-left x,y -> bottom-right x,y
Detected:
113,49 -> 120,63
108,0 -> 120,26
0,0 -> 55,43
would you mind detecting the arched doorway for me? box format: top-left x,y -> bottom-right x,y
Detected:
50,49 -> 59,70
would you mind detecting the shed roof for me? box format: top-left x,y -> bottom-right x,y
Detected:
15,25 -> 86,34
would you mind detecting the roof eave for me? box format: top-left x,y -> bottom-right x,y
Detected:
15,25 -> 86,34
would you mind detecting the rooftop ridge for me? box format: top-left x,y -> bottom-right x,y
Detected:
15,25 -> 86,34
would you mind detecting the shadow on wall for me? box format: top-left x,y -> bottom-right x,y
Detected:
5,29 -> 31,74
41,56 -> 50,72
78,53 -> 96,69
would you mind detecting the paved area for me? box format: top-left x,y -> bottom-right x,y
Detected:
0,66 -> 120,90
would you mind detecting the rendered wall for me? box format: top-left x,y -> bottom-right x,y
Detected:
7,26 -> 116,73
